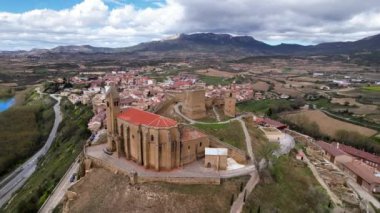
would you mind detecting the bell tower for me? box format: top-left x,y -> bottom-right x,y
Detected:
105,85 -> 120,153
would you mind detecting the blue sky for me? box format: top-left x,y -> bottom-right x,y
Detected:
0,0 -> 162,13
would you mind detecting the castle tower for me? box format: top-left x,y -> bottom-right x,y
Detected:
182,89 -> 206,119
105,85 -> 120,153
224,91 -> 236,117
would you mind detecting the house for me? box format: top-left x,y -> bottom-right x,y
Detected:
332,142 -> 380,169
204,148 -> 228,170
315,141 -> 353,164
254,117 -> 288,130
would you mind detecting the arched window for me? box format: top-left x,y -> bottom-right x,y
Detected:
151,135 -> 154,141
199,142 -> 202,147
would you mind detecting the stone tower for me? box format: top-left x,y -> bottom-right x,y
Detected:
105,85 -> 120,153
224,91 -> 236,117
182,89 -> 206,119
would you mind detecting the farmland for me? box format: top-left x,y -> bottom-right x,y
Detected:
282,110 -> 377,137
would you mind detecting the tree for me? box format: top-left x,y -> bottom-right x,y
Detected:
266,108 -> 273,117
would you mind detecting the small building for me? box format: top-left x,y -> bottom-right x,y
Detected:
205,148 -> 228,170
315,140 -> 353,165
254,117 -> 288,130
259,127 -> 285,143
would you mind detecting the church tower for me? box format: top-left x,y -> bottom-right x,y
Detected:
224,91 -> 236,117
105,85 -> 120,153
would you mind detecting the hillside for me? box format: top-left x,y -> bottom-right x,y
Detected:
3,32 -> 380,58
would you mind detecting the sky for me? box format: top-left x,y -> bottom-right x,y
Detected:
0,0 -> 380,50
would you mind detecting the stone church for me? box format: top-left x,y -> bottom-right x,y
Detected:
104,85 -> 209,171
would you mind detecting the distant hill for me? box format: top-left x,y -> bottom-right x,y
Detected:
4,32 -> 380,58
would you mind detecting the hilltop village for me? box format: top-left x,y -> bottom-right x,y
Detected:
39,60 -> 380,212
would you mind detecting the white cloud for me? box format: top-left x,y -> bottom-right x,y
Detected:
0,0 -> 380,50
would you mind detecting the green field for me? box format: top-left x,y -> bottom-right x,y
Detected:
237,99 -> 300,115
362,85 -> 380,92
0,90 -> 55,178
243,155 -> 330,212
2,98 -> 93,212
199,75 -> 234,86
194,121 -> 246,150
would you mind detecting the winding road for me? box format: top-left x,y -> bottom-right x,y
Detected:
0,94 -> 62,208
174,102 -> 259,213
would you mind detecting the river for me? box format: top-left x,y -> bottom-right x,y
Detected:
0,97 -> 15,112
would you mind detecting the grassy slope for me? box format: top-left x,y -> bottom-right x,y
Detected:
2,98 -> 93,213
153,176 -> 250,213
194,121 -> 246,151
0,90 -> 55,178
243,121 -> 330,212
243,155 -> 330,213
237,99 -> 296,115
67,167 -> 249,213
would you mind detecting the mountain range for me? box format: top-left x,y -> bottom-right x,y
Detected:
3,33 -> 380,57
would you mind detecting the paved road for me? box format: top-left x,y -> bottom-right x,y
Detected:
0,94 -> 62,208
39,159 -> 80,213
236,118 -> 254,161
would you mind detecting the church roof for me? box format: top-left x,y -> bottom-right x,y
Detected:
118,108 -> 177,128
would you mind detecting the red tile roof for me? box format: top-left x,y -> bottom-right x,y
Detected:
118,108 -> 177,128
332,142 -> 380,165
343,160 -> 380,184
316,140 -> 346,157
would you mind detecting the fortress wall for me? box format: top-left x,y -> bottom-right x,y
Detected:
138,176 -> 221,185
86,155 -> 221,185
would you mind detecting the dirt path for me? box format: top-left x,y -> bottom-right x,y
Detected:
303,154 -> 342,206
213,106 -> 221,122
230,171 -> 259,213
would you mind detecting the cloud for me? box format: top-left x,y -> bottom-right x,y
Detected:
0,0 -> 380,50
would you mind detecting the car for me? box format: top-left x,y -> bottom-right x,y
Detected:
69,173 -> 77,182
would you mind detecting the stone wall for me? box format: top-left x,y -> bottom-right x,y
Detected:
138,176 -> 221,185
86,156 -> 221,185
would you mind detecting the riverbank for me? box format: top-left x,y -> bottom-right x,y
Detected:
0,89 -> 56,179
